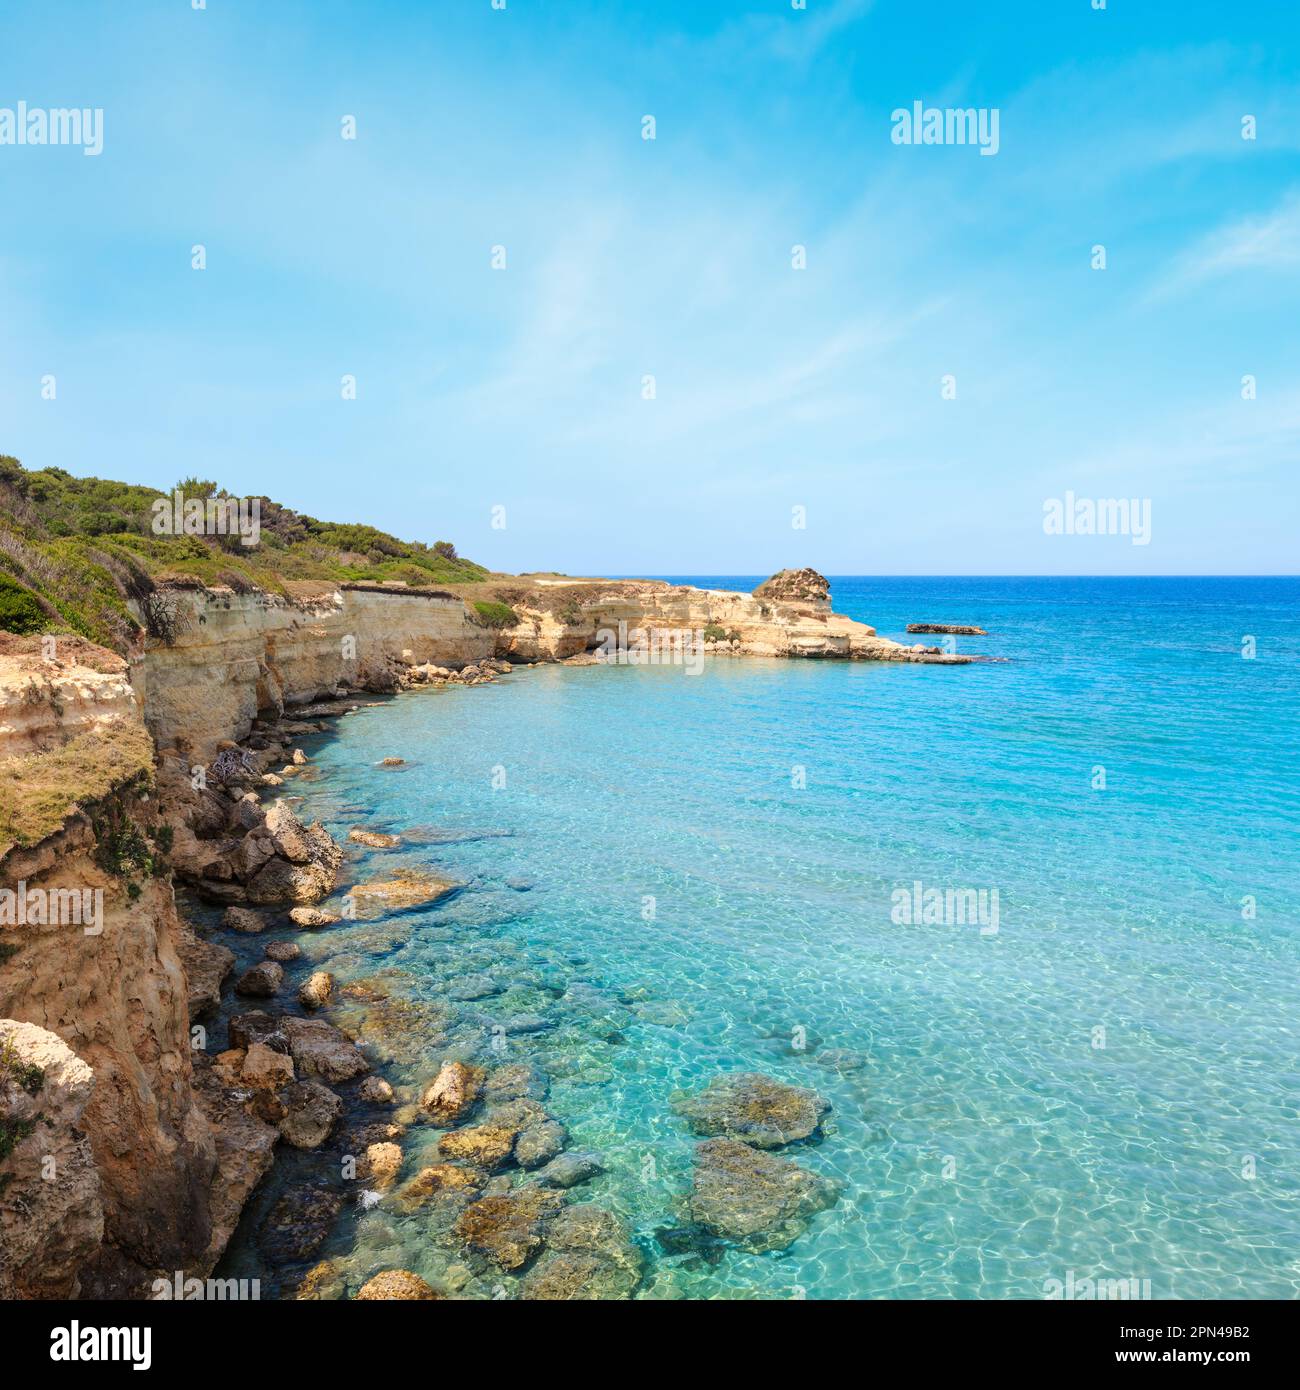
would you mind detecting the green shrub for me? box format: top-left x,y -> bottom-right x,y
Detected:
472,600 -> 519,629
0,574 -> 46,634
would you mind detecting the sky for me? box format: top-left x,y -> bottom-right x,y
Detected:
1,0 -> 1297,575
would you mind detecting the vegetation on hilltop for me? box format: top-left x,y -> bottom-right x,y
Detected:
0,455 -> 488,652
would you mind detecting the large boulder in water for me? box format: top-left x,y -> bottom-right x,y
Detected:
688,1138 -> 839,1253
671,1071 -> 830,1148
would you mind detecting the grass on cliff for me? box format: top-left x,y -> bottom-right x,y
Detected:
0,721 -> 156,852
0,455 -> 490,653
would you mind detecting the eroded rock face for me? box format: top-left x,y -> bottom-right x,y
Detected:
688,1139 -> 839,1253
176,929 -> 234,1021
355,1269 -> 442,1300
752,568 -> 832,610
420,1060 -> 484,1127
672,1072 -> 830,1148
455,1187 -> 565,1270
0,1020 -> 103,1298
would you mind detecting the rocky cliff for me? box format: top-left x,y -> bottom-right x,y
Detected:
0,640 -> 271,1298
134,570 -> 960,756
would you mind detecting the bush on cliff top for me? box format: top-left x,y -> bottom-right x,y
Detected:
0,454 -> 490,652
0,722 -> 156,852
471,599 -> 520,629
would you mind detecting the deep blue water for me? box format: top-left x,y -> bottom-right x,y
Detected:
273,577 -> 1300,1299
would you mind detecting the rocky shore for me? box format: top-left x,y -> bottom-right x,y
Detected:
1,571 -> 976,1298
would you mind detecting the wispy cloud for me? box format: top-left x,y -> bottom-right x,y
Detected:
1149,191 -> 1300,299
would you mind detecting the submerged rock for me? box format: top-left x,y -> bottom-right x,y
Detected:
455,1187 -> 565,1270
688,1138 -> 839,1253
264,940 -> 301,963
395,1163 -> 487,1210
515,1119 -> 567,1170
348,827 -> 402,849
484,1062 -> 549,1104
349,869 -> 458,918
259,1185 -> 344,1265
672,1072 -> 830,1148
355,1270 -> 442,1300
535,1151 -> 605,1189
519,1204 -> 642,1299
437,1124 -> 517,1169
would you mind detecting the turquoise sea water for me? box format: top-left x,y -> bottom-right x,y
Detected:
227,577 -> 1300,1299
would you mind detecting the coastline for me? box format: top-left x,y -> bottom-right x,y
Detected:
2,569 -> 950,1299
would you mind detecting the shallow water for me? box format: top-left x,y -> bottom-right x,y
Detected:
220,577 -> 1300,1299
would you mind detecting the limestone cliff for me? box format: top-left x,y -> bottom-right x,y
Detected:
0,641 -> 269,1298
134,570 -> 960,756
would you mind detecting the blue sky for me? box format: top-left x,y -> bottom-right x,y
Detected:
1,0 -> 1297,574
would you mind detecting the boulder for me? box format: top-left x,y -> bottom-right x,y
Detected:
288,906 -> 339,928
420,1060 -> 484,1127
298,971 -> 334,1011
264,941 -> 301,963
241,1041 -> 294,1091
234,960 -> 284,998
223,907 -> 267,935
355,1270 -> 442,1300
361,1141 -> 403,1190
349,869 -> 457,918
688,1138 -> 839,1253
358,1076 -> 394,1105
278,1080 -> 343,1149
281,1016 -> 369,1082
671,1072 -> 830,1148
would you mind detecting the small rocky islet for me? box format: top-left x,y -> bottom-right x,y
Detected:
174,702 -> 845,1300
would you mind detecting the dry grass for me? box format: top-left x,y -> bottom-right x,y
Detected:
0,721 -> 154,853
